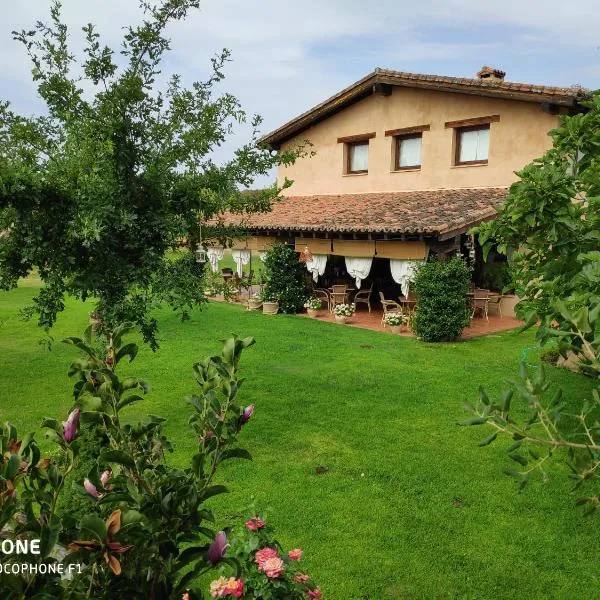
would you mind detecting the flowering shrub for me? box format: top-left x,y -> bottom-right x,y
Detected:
216,515 -> 321,598
383,312 -> 407,327
304,298 -> 322,311
333,304 -> 355,318
0,326 -> 319,599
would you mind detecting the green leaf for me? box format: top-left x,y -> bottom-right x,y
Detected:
99,449 -> 135,469
478,432 -> 498,447
115,343 -> 138,365
200,485 -> 229,501
218,448 -> 252,463
508,453 -> 528,466
6,454 -> 20,479
457,417 -> 488,426
80,514 -> 106,542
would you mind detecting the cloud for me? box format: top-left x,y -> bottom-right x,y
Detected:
1,0 -> 597,187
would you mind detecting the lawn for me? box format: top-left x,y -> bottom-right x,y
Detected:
1,283 -> 599,599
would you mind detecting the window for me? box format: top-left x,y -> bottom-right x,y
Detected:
455,125 -> 490,165
347,141 -> 369,173
395,134 -> 422,170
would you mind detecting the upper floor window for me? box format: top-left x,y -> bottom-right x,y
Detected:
396,134 -> 422,170
456,125 -> 490,165
337,132 -> 376,175
348,141 -> 369,173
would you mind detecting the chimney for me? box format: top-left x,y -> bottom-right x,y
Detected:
476,66 -> 506,81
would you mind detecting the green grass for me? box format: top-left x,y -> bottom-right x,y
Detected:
1,283 -> 599,599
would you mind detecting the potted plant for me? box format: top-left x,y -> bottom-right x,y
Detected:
248,293 -> 263,311
383,312 -> 407,333
333,303 -> 355,324
260,291 -> 279,315
304,297 -> 322,317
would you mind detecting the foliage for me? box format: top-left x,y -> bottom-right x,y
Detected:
0,0 -> 307,349
303,298 -> 322,311
382,312 -> 406,327
461,362 -> 600,513
217,516 -> 321,598
475,92 -> 600,373
0,326 -> 317,599
481,262 -> 513,293
333,304 -> 355,318
261,244 -> 309,313
411,257 -> 471,342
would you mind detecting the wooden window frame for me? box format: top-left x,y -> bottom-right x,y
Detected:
454,124 -> 490,166
394,133 -> 423,171
346,140 -> 370,174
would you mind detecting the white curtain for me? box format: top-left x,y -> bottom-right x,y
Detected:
305,254 -> 328,283
390,260 -> 422,296
206,247 -> 224,273
231,249 -> 251,277
344,257 -> 373,289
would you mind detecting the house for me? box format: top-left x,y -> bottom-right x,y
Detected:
213,66 -> 587,302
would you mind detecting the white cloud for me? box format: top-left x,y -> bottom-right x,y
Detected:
1,0 -> 598,187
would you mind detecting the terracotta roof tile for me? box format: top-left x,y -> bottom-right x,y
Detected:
216,187 -> 508,237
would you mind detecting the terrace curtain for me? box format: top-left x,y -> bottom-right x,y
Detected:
206,247 -> 225,273
232,249 -> 251,277
305,254 -> 328,283
390,259 -> 422,295
345,257 -> 373,289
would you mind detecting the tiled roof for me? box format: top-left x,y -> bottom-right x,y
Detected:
262,68 -> 589,148
216,187 -> 508,238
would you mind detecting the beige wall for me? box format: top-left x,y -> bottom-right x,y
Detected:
277,87 -> 559,196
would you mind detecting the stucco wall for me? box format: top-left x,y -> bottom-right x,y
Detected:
277,87 -> 559,196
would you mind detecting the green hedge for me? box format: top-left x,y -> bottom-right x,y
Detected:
411,257 -> 471,342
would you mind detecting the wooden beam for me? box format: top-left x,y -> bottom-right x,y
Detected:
336,132 -> 376,144
444,114 -> 500,129
384,124 -> 430,137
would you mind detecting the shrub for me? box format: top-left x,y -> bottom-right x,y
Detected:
411,257 -> 471,342
261,244 -> 309,313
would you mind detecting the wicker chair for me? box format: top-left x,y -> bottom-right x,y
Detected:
312,288 -> 331,312
378,292 -> 402,326
330,285 -> 348,311
353,284 -> 373,313
472,288 -> 490,320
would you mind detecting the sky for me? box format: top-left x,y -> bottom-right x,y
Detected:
1,0 -> 599,187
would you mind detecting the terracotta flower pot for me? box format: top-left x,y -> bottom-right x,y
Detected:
334,315 -> 347,324
389,325 -> 401,334
307,308 -> 318,317
248,298 -> 262,311
262,301 -> 279,315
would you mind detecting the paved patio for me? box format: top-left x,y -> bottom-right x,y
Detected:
299,307 -> 523,339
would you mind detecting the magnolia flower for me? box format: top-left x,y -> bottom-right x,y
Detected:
307,588 -> 322,599
83,478 -> 100,498
288,548 -> 303,561
240,404 -> 255,425
62,409 -> 80,442
245,517 -> 265,531
100,469 -> 112,488
207,531 -> 228,564
181,593 -> 190,600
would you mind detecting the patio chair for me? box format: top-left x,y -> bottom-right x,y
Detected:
472,288 -> 490,320
353,284 -> 373,313
330,285 -> 348,311
487,293 -> 503,317
313,288 -> 331,312
378,292 -> 402,326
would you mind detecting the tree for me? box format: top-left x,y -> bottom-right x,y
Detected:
0,0 -> 306,348
475,92 -> 600,375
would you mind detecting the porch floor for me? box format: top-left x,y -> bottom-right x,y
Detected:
299,307 -> 523,339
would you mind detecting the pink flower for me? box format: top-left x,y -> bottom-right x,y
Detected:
209,576 -> 229,598
307,588 -> 322,599
245,517 -> 265,531
83,478 -> 100,498
207,531 -> 228,564
255,547 -> 278,567
294,573 -> 310,584
62,409 -> 80,442
224,578 -> 244,598
288,548 -> 303,561
100,469 -> 112,487
182,593 -> 190,600
261,556 -> 285,578
240,404 -> 255,425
